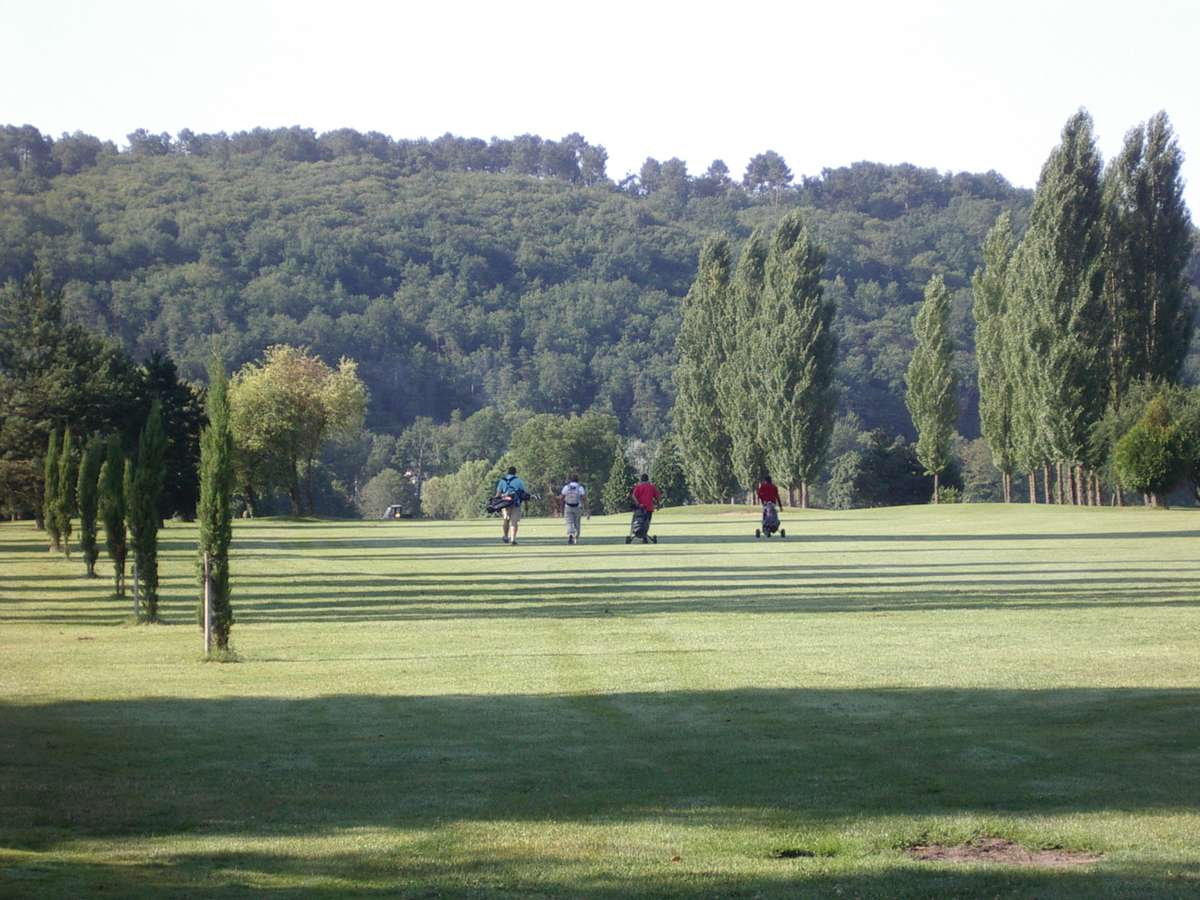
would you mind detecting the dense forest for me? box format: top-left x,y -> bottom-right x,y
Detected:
3,123 -> 1199,511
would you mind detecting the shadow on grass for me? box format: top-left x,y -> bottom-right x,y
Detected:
3,853 -> 1196,898
4,687 -> 1199,841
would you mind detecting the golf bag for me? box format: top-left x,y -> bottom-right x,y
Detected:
755,502 -> 785,539
627,506 -> 656,543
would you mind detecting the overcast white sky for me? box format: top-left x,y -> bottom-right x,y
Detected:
4,0 -> 1198,209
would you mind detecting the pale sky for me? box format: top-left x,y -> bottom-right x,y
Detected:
4,0 -> 1199,210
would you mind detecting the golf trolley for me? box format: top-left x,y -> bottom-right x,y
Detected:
754,502 -> 785,539
625,505 -> 658,544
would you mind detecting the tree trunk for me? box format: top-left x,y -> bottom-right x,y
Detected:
933,472 -> 940,504
800,481 -> 809,509
1041,464 -> 1051,505
1028,471 -> 1037,504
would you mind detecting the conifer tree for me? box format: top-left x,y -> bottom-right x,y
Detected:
127,401 -> 167,621
972,212 -> 1016,501
905,275 -> 958,502
98,435 -> 128,595
753,212 -> 837,507
601,440 -> 635,516
1014,110 -> 1107,502
198,361 -> 235,649
673,237 -> 737,501
717,228 -> 770,493
43,430 -> 61,551
55,428 -> 76,556
649,437 -> 688,507
1102,111 -> 1194,406
76,435 -> 104,576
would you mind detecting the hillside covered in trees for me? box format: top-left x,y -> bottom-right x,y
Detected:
3,125 -> 1198,481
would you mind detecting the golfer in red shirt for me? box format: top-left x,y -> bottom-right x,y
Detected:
756,475 -> 781,506
628,474 -> 661,544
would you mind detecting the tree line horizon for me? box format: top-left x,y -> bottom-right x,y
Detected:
2,109 -> 1199,524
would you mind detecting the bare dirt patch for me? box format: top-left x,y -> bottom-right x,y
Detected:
908,837 -> 1102,868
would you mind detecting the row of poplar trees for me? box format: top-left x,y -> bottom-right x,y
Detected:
37,360 -> 235,649
968,109 -> 1193,504
674,212 -> 837,507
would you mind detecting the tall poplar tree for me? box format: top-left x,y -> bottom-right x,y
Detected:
1102,111 -> 1194,406
905,274 -> 958,502
1014,109 -> 1107,503
197,361 -> 235,649
716,228 -> 769,492
753,212 -> 837,508
601,440 -> 635,516
76,435 -> 104,576
43,430 -> 61,551
673,237 -> 737,502
972,212 -> 1017,501
98,435 -> 128,595
127,401 -> 167,621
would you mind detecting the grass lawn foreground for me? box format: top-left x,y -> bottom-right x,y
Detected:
2,503 -> 1200,897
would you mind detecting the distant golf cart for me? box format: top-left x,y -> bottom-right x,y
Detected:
382,504 -> 407,520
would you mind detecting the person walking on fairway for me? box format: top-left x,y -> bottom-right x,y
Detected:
496,466 -> 526,545
756,474 -> 785,538
628,473 -> 661,544
560,474 -> 587,544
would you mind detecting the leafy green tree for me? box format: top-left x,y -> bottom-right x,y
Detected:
1013,110 -> 1107,503
1102,112 -> 1194,406
601,441 -> 635,516
743,150 -> 793,205
229,345 -> 368,515
127,401 -> 167,621
755,212 -> 838,507
43,430 -> 61,551
140,351 -> 205,520
76,435 -> 104,576
717,228 -> 769,493
358,468 -> 416,519
905,275 -> 958,501
197,361 -> 234,649
1114,395 -> 1186,507
673,237 -> 737,502
54,428 -> 76,556
98,435 -> 128,596
972,212 -> 1016,501
649,437 -> 688,507
506,411 -> 619,514
421,459 -> 492,519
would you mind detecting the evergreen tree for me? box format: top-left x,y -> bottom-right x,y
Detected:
905,275 -> 958,501
649,437 -> 688,506
1015,110 -> 1107,502
673,237 -> 737,502
127,401 -> 168,621
972,212 -> 1016,501
55,428 -> 76,556
197,360 -> 235,650
601,440 -> 635,516
754,212 -> 837,508
717,228 -> 769,493
43,429 -> 61,551
76,435 -> 104,576
1102,111 -> 1194,407
98,435 -> 128,596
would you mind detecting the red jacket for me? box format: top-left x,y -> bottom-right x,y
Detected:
757,482 -> 781,505
632,482 -> 661,512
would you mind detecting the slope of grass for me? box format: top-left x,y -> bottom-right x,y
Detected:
2,504 -> 1199,897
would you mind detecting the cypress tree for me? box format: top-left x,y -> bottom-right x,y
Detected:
905,275 -> 958,502
716,228 -> 770,493
1015,110 -> 1107,500
55,428 -> 76,556
76,435 -> 104,576
198,361 -> 235,649
673,237 -> 737,502
754,212 -> 837,508
43,430 -> 61,551
972,212 -> 1017,501
1102,111 -> 1194,406
601,440 -> 635,517
98,435 -> 128,596
127,401 -> 167,622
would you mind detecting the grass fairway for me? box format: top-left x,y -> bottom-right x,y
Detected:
2,503 -> 1200,897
